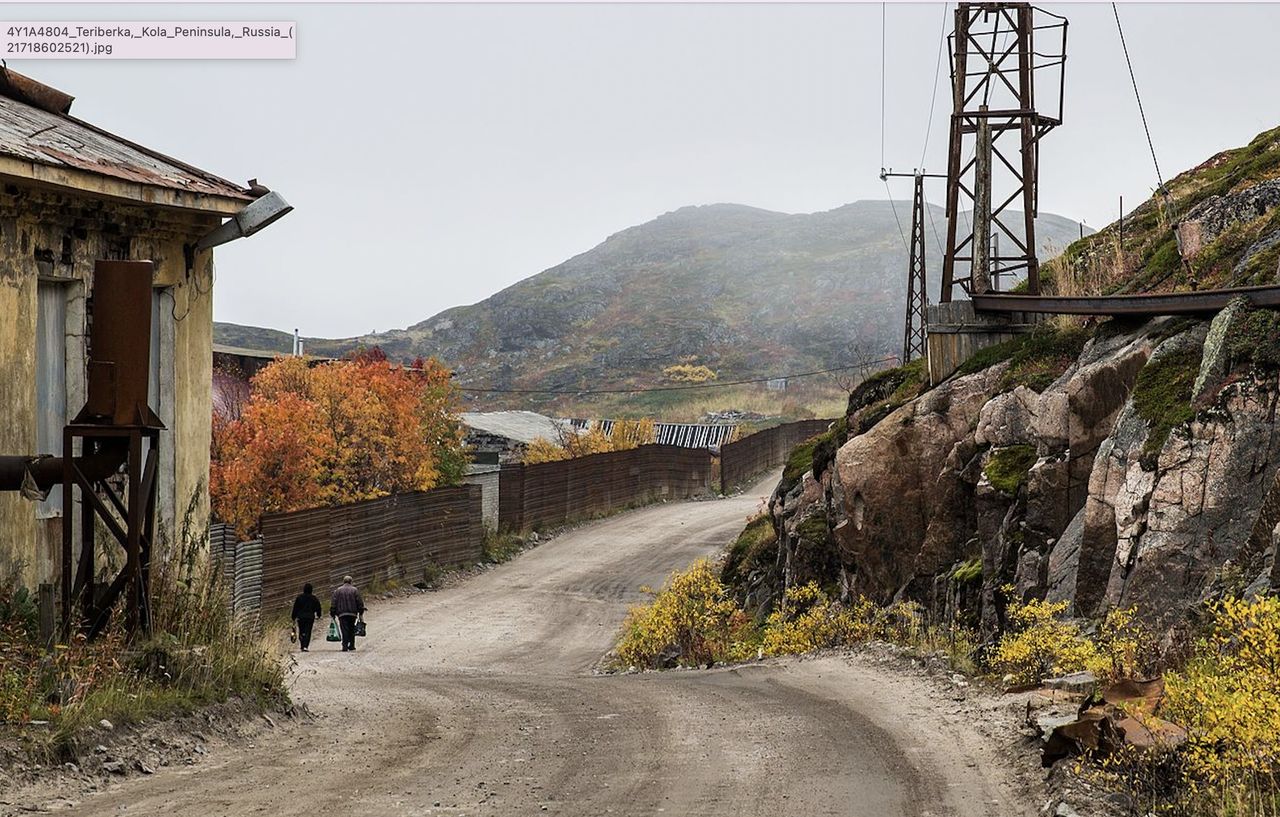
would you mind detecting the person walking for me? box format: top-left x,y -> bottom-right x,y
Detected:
329,575 -> 366,652
290,583 -> 322,651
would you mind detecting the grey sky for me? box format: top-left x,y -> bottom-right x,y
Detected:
9,3 -> 1280,337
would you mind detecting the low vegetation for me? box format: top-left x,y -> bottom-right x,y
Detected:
1227,306 -> 1280,371
720,513 -> 777,589
523,419 -> 656,464
1,511 -> 286,759
846,358 -> 928,434
955,323 -> 1091,393
616,563 -> 975,673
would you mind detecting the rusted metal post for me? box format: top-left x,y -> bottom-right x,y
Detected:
59,426 -> 73,639
125,430 -> 143,632
1017,3 -> 1041,294
973,108 -> 993,295
940,3 -> 969,303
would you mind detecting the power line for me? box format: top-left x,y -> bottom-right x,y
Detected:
919,2 -> 950,168
457,357 -> 900,395
1112,3 -> 1166,194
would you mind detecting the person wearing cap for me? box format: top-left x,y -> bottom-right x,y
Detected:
329,575 -> 366,652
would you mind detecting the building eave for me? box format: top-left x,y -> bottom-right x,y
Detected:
0,155 -> 251,217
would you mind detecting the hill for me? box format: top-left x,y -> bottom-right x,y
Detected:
216,201 -> 1086,416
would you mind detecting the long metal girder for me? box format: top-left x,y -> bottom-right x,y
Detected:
972,285 -> 1280,316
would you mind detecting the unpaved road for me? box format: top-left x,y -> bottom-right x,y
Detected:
52,474 -> 1034,816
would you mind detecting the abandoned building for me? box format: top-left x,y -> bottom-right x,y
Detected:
0,70 -> 281,589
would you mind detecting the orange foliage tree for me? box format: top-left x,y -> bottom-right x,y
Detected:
211,351 -> 466,536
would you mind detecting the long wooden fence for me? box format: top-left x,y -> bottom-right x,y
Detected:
255,485 -> 483,615
498,444 -> 713,532
719,418 -> 834,493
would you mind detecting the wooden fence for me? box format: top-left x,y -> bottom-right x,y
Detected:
255,485 -> 483,615
498,444 -> 713,532
719,418 -> 835,493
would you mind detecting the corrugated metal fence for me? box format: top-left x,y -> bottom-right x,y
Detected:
499,444 -> 712,532
719,418 -> 835,493
209,523 -> 265,617
256,485 -> 483,615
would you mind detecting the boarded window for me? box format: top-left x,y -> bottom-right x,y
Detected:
35,281 -> 68,516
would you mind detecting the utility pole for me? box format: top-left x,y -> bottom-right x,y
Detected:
881,168 -> 946,363
939,2 -> 1067,302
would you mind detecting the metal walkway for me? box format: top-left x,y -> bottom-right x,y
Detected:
972,284 -> 1280,316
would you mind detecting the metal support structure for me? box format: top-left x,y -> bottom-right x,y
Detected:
882,170 -> 946,363
940,2 -> 1067,302
60,426 -> 159,638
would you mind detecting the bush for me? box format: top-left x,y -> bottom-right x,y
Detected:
1,493 -> 286,756
1164,596 -> 1280,813
760,583 -> 855,656
616,559 -> 753,668
989,597 -> 1099,685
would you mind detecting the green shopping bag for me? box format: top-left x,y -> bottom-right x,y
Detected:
326,619 -> 341,642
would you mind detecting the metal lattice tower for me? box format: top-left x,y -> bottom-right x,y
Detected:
903,173 -> 928,362
939,2 -> 1067,302
882,169 -> 945,363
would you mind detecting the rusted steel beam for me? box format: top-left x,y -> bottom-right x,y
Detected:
0,452 -> 124,492
972,286 -> 1280,316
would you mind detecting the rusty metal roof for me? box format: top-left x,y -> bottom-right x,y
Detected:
0,94 -> 253,202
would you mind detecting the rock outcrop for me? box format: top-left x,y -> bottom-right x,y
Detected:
753,307 -> 1280,639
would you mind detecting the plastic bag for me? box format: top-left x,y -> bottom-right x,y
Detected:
326,619 -> 340,642
356,619 -> 367,638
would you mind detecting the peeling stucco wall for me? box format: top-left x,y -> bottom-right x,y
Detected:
0,180 -> 218,588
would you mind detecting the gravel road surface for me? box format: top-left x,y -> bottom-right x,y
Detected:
51,473 -> 1033,816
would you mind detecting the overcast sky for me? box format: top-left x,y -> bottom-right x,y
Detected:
9,3 -> 1280,337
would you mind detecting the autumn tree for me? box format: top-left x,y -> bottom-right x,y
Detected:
210,354 -> 466,536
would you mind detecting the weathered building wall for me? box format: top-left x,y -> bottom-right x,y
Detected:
0,181 -> 218,588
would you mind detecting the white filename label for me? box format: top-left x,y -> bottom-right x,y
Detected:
0,22 -> 296,59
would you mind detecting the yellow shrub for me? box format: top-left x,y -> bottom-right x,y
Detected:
1165,596 -> 1280,811
990,597 -> 1099,685
1086,607 -> 1149,682
616,559 -> 747,668
761,583 -> 854,656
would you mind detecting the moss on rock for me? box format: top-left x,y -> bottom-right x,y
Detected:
722,513 -> 778,589
983,444 -> 1038,495
1132,346 -> 1203,470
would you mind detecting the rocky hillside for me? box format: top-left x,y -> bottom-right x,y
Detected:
217,202 -> 1084,404
739,125 -> 1280,642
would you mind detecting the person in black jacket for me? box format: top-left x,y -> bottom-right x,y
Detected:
291,583 -> 323,651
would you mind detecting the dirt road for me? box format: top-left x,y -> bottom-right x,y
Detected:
52,474 -> 1034,816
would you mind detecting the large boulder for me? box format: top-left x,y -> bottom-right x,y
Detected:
834,366 -> 1004,602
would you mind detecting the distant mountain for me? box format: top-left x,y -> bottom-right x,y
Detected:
216,201 -> 1087,401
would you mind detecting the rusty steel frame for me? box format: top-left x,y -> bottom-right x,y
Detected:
61,425 -> 159,639
940,3 -> 1067,302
